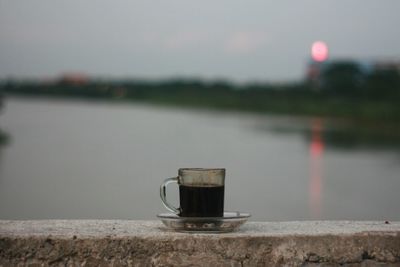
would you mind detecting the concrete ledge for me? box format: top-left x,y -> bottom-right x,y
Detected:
1,220 -> 400,266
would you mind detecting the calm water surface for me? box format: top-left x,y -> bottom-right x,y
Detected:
0,97 -> 399,221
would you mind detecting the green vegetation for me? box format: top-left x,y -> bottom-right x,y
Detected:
2,78 -> 400,122
1,64 -> 399,122
1,67 -> 400,150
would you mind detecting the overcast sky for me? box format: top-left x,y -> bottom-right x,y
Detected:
1,0 -> 399,82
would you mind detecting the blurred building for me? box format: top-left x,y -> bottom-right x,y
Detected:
374,60 -> 400,72
59,73 -> 89,86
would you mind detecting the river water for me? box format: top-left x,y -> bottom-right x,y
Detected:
0,97 -> 399,221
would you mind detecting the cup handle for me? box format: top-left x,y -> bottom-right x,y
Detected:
160,177 -> 180,214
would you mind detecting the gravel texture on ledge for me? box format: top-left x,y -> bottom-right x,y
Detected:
1,220 -> 400,266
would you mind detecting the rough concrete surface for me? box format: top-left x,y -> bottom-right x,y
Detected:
1,220 -> 399,266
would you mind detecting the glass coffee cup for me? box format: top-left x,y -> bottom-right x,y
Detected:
160,168 -> 225,217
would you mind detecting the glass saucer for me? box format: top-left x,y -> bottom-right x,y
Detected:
157,211 -> 251,233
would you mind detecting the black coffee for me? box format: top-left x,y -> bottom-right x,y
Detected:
179,184 -> 224,217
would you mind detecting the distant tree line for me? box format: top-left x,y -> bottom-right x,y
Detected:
1,66 -> 399,121
317,61 -> 400,99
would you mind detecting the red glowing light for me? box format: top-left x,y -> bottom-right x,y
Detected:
311,41 -> 328,62
310,140 -> 324,157
309,119 -> 324,219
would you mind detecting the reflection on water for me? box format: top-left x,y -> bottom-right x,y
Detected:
0,129 -> 9,147
263,117 -> 400,151
309,119 -> 324,219
0,129 -> 9,175
0,97 -> 399,221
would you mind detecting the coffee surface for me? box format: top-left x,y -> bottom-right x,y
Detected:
179,184 -> 224,217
